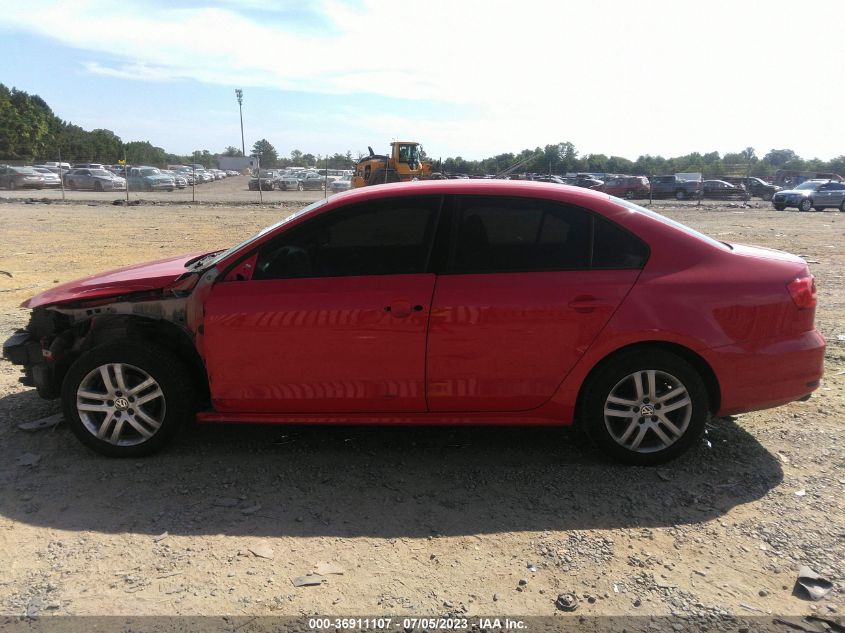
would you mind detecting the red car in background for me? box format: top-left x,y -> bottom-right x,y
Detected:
3,181 -> 825,464
599,175 -> 651,199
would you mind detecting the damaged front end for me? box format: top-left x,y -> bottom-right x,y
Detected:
2,271 -> 209,400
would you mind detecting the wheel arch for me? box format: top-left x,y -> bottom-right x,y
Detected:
574,340 -> 721,420
68,314 -> 209,408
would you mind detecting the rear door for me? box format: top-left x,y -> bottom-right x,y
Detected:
426,195 -> 648,412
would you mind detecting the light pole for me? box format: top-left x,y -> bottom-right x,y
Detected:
235,88 -> 245,157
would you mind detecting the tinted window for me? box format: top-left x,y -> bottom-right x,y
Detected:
592,216 -> 649,269
254,197 -> 441,280
452,197 -> 590,273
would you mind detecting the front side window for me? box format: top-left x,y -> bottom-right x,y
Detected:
254,196 -> 441,280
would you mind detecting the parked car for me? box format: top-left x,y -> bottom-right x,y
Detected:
701,180 -> 750,200
735,177 -> 780,201
127,167 -> 175,192
532,175 -> 568,185
571,175 -> 604,189
64,168 -> 126,191
772,180 -> 845,212
599,176 -> 651,199
161,170 -> 188,189
0,166 -> 46,190
330,174 -> 353,193
2,181 -> 825,464
31,167 -> 63,188
279,172 -> 326,191
226,170 -> 240,177
249,170 -> 275,191
72,163 -> 106,170
650,175 -> 701,200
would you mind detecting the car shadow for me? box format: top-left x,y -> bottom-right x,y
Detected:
0,387 -> 783,538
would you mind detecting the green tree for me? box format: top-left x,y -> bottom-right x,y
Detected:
251,139 -> 278,167
223,146 -> 243,156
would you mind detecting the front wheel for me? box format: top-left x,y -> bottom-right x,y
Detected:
675,190 -> 687,200
625,189 -> 635,199
799,198 -> 812,212
580,349 -> 708,465
773,204 -> 785,211
61,342 -> 195,457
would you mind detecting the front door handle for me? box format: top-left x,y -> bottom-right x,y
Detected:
568,295 -> 611,313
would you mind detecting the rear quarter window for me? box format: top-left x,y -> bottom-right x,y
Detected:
592,216 -> 649,269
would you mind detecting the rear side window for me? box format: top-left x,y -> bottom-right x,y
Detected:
452,197 -> 591,273
592,216 -> 649,269
450,196 -> 649,274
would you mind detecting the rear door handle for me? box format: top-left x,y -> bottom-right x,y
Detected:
384,301 -> 425,318
568,296 -> 611,313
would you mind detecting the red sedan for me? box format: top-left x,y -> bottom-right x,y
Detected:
3,181 -> 825,464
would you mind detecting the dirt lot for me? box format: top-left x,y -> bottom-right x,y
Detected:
0,196 -> 842,621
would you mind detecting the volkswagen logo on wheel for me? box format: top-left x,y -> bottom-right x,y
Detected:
640,404 -> 655,416
114,397 -> 130,411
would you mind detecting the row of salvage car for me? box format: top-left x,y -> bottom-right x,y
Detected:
0,163 -> 241,192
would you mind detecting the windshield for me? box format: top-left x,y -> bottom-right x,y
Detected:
197,199 -> 329,270
795,181 -> 821,190
612,198 -> 730,251
259,170 -> 274,178
141,168 -> 160,176
91,169 -> 113,177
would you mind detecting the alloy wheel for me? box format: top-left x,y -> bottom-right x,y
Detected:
603,369 -> 692,454
76,362 -> 166,446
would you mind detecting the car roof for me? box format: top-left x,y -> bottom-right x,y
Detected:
326,178 -> 613,206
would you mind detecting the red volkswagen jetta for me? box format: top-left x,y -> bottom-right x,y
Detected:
3,181 -> 825,464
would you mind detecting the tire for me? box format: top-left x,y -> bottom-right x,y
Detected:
762,192 -> 773,201
675,190 -> 687,200
625,189 -> 635,199
840,199 -> 845,212
774,205 -> 786,211
579,349 -> 708,465
297,183 -> 304,191
145,182 -> 153,192
799,198 -> 812,212
9,179 -> 17,190
93,181 -> 103,192
68,180 -> 76,190
61,342 -> 195,457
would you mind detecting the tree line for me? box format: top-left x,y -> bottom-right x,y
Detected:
2,83 -> 843,178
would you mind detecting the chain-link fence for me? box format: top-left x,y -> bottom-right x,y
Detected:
0,152 -> 360,204
0,152 -> 784,206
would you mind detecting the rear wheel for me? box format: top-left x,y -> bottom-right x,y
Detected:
625,189 -> 635,199
580,349 -> 708,465
61,342 -> 194,457
675,190 -> 687,200
840,199 -> 845,212
93,181 -> 103,192
68,180 -> 76,190
145,182 -> 153,192
9,179 -> 17,190
297,183 -> 304,191
762,192 -> 773,201
799,198 -> 812,212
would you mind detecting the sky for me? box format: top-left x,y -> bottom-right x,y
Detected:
0,0 -> 843,162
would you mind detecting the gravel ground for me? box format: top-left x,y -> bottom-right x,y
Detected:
0,196 -> 842,620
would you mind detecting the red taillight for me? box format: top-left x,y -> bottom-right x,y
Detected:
787,275 -> 817,309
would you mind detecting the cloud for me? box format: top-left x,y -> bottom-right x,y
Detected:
2,0 -> 845,159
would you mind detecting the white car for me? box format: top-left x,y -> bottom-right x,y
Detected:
330,174 -> 353,193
